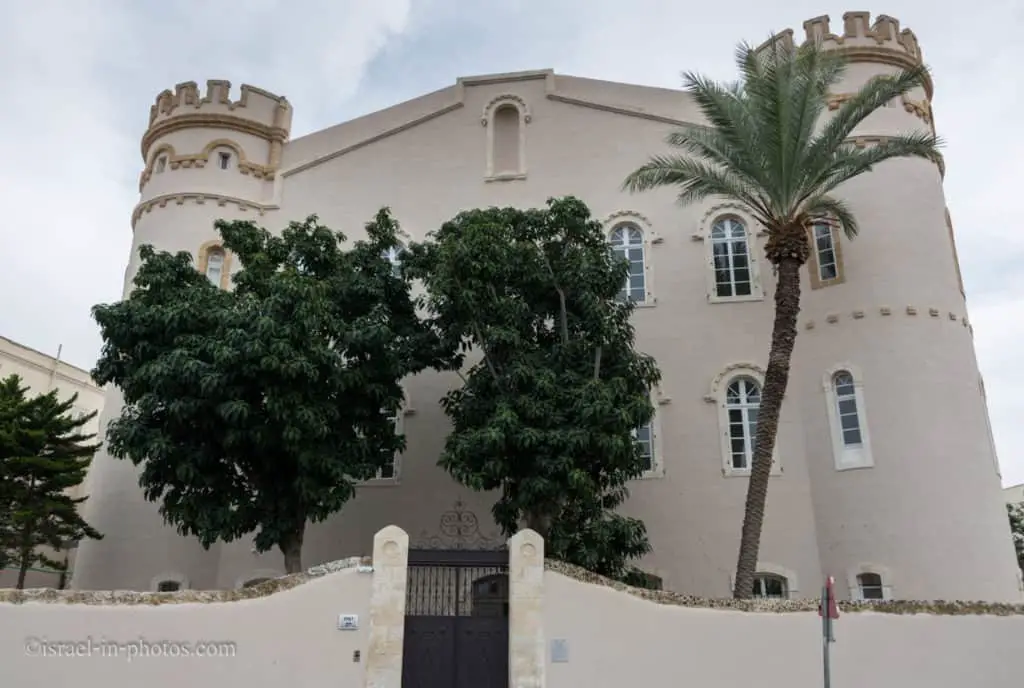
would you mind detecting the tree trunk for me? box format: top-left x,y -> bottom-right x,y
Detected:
16,547 -> 31,590
732,256 -> 803,599
280,526 -> 305,574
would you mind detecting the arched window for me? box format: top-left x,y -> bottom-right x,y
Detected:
205,249 -> 225,286
383,243 -> 404,278
725,377 -> 760,471
833,372 -> 862,447
710,216 -> 753,298
483,95 -> 530,180
492,105 -> 521,175
218,151 -> 232,170
824,364 -> 873,470
752,573 -> 788,599
856,572 -> 885,600
609,224 -> 646,303
156,580 -> 181,592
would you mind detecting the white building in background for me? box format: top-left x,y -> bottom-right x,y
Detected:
1006,484 -> 1024,506
0,337 -> 105,589
69,11 -> 1022,601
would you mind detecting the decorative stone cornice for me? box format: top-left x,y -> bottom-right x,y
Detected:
847,135 -> 945,177
803,305 -> 970,333
0,557 -> 368,605
705,362 -> 766,403
545,559 -> 1024,615
139,138 -> 276,191
142,113 -> 288,162
132,193 -> 279,230
693,201 -> 765,241
827,93 -> 935,132
480,93 -> 532,125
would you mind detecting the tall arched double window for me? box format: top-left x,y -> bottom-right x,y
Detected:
725,376 -> 760,471
710,216 -> 753,299
609,223 -> 646,303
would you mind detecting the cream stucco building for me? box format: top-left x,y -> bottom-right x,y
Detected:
70,11 -> 1023,601
0,337 -> 105,589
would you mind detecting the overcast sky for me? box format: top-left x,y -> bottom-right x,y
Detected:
1,0 -> 1021,486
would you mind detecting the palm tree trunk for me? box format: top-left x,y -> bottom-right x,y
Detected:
733,256 -> 802,599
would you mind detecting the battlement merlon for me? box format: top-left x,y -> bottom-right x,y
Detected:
757,12 -> 931,98
141,80 -> 293,161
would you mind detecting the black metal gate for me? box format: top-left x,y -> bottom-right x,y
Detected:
401,549 -> 509,688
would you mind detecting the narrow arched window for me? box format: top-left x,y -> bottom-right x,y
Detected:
383,243 -> 404,277
492,104 -> 521,175
205,249 -> 225,286
726,377 -> 760,470
833,371 -> 862,447
710,217 -> 752,298
609,224 -> 646,302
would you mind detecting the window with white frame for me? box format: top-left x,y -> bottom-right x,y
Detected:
824,365 -> 873,470
610,223 -> 646,303
383,243 -> 404,277
710,216 -> 753,299
725,377 -> 760,471
205,249 -> 225,286
752,573 -> 788,599
813,223 -> 839,282
856,572 -> 885,600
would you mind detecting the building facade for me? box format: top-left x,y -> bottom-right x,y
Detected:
0,337 -> 105,589
70,11 -> 1023,601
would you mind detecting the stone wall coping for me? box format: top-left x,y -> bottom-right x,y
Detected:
0,556 -> 369,606
544,560 -> 1024,616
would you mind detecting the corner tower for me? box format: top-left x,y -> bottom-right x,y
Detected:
780,13 -> 1021,601
71,81 -> 291,591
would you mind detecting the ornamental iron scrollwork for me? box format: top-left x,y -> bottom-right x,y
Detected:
411,499 -> 505,551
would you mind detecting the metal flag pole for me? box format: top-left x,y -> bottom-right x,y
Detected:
819,575 -> 839,688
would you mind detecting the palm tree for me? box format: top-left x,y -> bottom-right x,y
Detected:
623,36 -> 942,599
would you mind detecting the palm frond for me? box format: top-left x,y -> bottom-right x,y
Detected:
802,195 -> 859,239
806,65 -> 932,175
816,132 -> 944,197
622,154 -> 772,223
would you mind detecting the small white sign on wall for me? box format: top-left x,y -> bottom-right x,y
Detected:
338,614 -> 359,630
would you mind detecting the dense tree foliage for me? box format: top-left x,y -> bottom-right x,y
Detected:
1009,503 -> 1024,572
0,374 -> 102,588
92,211 -> 450,573
404,196 -> 661,581
624,37 -> 942,598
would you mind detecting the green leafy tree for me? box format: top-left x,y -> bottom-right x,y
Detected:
1009,503 -> 1024,571
92,211 -> 451,573
623,38 -> 942,598
0,374 -> 102,589
404,196 -> 661,581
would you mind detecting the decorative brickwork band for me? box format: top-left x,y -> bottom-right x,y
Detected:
509,529 -> 545,688
365,526 -> 409,688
